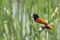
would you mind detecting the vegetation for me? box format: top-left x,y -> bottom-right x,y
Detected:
0,0 -> 60,40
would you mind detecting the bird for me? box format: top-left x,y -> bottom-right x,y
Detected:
33,13 -> 54,30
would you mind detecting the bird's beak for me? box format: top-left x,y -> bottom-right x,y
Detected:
31,13 -> 33,17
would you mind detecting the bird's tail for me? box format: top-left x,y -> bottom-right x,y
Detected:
45,24 -> 54,30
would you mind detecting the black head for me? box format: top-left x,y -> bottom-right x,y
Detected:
33,13 -> 39,21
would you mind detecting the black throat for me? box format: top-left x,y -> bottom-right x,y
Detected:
33,14 -> 39,21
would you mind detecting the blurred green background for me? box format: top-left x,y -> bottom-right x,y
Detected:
0,0 -> 60,40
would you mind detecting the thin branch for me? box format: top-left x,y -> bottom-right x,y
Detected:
28,28 -> 43,40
